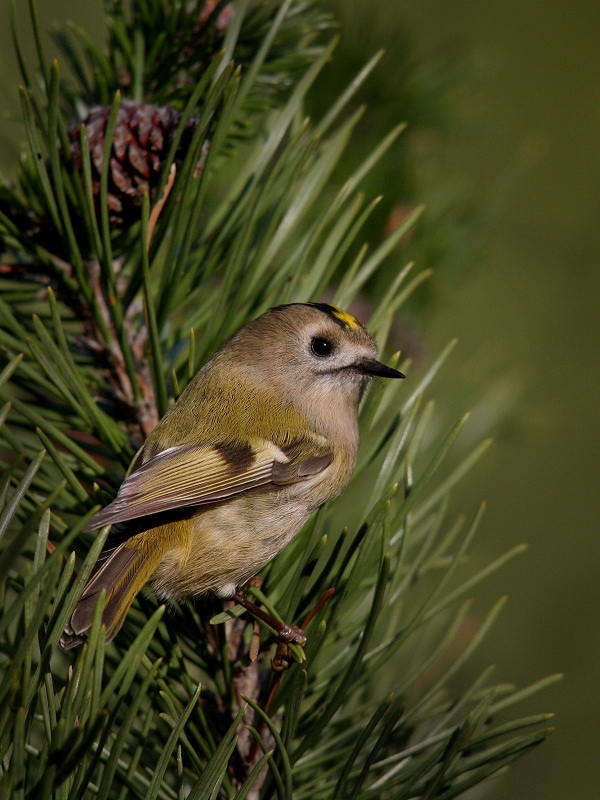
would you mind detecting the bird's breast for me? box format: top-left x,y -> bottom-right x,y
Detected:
149,490 -> 313,600
148,447 -> 355,600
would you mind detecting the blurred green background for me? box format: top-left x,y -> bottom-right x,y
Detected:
322,4 -> 599,800
1,1 -> 598,798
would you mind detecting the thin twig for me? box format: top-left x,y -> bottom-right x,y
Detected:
300,587 -> 335,628
246,587 -> 336,763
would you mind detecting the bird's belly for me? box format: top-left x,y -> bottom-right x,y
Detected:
149,492 -> 310,601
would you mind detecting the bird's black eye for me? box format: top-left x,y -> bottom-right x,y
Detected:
311,337 -> 333,357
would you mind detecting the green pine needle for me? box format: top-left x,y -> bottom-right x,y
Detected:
0,1 -> 555,798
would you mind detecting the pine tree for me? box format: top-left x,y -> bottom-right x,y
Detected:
0,2 -> 558,798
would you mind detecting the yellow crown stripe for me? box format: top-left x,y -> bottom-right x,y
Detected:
303,302 -> 362,331
329,306 -> 361,330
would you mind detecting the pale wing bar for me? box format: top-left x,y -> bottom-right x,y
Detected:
85,442 -> 288,530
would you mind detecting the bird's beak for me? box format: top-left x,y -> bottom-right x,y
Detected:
355,358 -> 405,379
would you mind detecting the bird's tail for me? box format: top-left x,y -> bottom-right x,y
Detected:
60,538 -> 167,650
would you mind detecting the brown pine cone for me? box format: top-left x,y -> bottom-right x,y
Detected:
69,98 -> 209,226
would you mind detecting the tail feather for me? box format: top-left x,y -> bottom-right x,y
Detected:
60,541 -> 164,650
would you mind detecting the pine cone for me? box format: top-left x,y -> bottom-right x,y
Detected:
69,99 -> 209,226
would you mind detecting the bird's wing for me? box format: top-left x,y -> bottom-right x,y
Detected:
84,439 -> 332,530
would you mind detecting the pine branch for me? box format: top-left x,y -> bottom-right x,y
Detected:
0,2 -> 556,798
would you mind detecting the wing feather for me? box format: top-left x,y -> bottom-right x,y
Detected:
84,439 -> 332,531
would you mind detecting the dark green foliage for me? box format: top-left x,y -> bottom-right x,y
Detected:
0,1 -> 556,797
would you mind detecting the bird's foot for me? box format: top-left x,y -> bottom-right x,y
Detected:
231,587 -> 334,671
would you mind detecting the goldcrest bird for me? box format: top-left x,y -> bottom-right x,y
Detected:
60,302 -> 404,650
